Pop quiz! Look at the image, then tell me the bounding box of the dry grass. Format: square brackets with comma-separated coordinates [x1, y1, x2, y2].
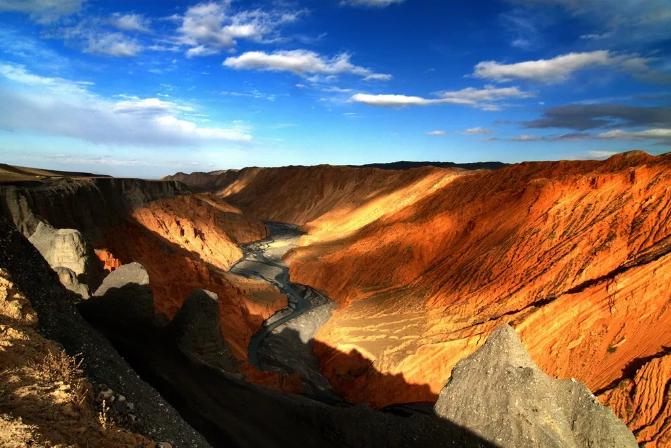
[0, 269, 154, 447]
[29, 349, 90, 407]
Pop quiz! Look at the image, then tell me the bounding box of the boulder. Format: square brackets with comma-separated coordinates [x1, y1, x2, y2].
[434, 324, 638, 448]
[54, 266, 89, 299]
[28, 221, 104, 294]
[169, 289, 239, 373]
[81, 262, 155, 326]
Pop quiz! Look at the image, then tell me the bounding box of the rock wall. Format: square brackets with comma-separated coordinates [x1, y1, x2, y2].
[0, 177, 187, 243]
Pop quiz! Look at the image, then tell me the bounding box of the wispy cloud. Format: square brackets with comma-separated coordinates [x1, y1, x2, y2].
[111, 13, 151, 33]
[426, 130, 446, 136]
[221, 89, 277, 101]
[0, 63, 252, 146]
[502, 129, 670, 144]
[84, 32, 141, 57]
[351, 86, 531, 110]
[177, 2, 303, 57]
[224, 50, 391, 81]
[524, 104, 671, 130]
[0, 0, 83, 23]
[598, 128, 671, 141]
[463, 127, 492, 135]
[474, 50, 668, 84]
[513, 0, 671, 45]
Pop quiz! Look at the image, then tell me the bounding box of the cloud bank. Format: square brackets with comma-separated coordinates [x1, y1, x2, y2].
[474, 50, 666, 83]
[0, 63, 251, 146]
[178, 2, 302, 57]
[351, 86, 531, 110]
[0, 0, 83, 23]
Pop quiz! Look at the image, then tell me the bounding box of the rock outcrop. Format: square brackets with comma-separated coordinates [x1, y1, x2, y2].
[435, 325, 638, 448]
[169, 289, 239, 373]
[0, 177, 187, 241]
[28, 221, 104, 295]
[54, 266, 90, 298]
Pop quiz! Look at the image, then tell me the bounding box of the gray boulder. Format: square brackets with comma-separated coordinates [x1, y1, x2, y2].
[82, 262, 155, 326]
[169, 289, 239, 373]
[94, 261, 149, 297]
[434, 324, 637, 448]
[28, 221, 104, 294]
[54, 266, 90, 299]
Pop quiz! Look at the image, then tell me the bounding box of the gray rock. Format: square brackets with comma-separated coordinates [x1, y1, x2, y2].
[84, 262, 155, 326]
[28, 221, 104, 294]
[54, 266, 90, 299]
[169, 289, 239, 373]
[94, 262, 149, 296]
[434, 324, 638, 448]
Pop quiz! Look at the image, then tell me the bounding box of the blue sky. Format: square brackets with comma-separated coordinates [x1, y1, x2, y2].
[0, 0, 669, 177]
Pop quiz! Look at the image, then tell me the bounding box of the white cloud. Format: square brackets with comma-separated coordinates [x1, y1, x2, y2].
[111, 13, 150, 33]
[350, 85, 530, 109]
[350, 93, 432, 106]
[0, 63, 251, 146]
[341, 0, 405, 7]
[586, 150, 618, 159]
[0, 0, 82, 23]
[220, 89, 277, 101]
[511, 134, 542, 141]
[177, 2, 302, 56]
[84, 32, 141, 57]
[474, 50, 663, 83]
[426, 130, 446, 136]
[223, 50, 391, 81]
[55, 17, 144, 57]
[463, 127, 492, 135]
[597, 128, 671, 140]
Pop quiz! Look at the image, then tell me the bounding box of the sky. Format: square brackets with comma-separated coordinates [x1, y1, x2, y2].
[0, 0, 669, 178]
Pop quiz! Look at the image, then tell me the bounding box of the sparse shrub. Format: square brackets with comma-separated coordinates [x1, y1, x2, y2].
[29, 348, 89, 406]
[32, 348, 84, 384]
[98, 398, 110, 431]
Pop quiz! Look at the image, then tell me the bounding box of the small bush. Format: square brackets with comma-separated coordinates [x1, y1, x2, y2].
[29, 348, 89, 406]
[33, 349, 84, 384]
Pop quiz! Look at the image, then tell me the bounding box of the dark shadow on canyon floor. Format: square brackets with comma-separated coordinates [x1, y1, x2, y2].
[258, 325, 439, 406]
[80, 300, 499, 448]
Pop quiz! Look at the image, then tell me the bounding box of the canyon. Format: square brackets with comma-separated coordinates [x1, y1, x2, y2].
[0, 153, 669, 447]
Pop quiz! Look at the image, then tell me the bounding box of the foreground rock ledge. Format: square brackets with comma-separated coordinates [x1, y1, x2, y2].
[434, 324, 637, 448]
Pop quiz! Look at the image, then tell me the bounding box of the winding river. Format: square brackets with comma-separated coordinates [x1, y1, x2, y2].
[229, 222, 319, 368]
